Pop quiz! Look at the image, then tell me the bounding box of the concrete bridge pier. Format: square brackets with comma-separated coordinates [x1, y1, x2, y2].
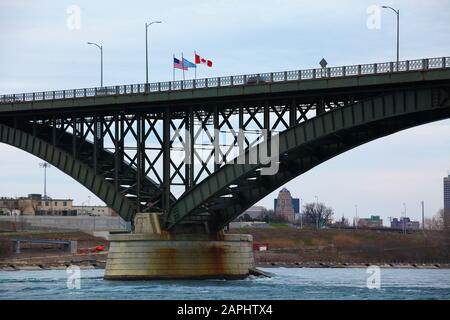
[104, 213, 255, 280]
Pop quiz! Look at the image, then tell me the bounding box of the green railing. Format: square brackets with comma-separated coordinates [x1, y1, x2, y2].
[1, 56, 449, 105]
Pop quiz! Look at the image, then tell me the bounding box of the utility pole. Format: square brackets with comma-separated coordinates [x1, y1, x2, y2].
[355, 204, 358, 229]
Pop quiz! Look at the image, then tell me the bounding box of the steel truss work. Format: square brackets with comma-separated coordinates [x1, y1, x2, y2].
[1, 64, 450, 232]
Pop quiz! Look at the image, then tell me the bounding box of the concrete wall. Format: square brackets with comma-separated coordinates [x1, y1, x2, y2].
[229, 221, 269, 229]
[105, 233, 255, 280]
[0, 216, 130, 232]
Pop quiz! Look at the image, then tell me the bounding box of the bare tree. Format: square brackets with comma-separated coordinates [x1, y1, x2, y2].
[333, 216, 350, 228]
[303, 202, 334, 229]
[238, 213, 253, 222]
[425, 209, 446, 230]
[261, 209, 277, 223]
[444, 208, 450, 231]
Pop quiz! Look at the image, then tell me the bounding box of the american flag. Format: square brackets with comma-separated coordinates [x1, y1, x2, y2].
[174, 57, 188, 70]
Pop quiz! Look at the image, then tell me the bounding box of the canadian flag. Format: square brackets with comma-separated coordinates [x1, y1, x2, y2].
[195, 53, 213, 67]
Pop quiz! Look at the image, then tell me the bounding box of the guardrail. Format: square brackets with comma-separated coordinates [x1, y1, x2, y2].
[12, 238, 77, 254]
[1, 56, 449, 105]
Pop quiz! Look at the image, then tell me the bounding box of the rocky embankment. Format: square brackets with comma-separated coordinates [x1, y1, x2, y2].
[231, 227, 450, 267]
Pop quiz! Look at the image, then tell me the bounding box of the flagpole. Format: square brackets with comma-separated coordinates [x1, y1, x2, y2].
[173, 53, 175, 82]
[181, 52, 185, 81]
[194, 51, 197, 80]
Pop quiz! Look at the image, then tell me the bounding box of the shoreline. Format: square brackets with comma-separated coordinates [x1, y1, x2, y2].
[1, 261, 450, 271]
[257, 262, 450, 269]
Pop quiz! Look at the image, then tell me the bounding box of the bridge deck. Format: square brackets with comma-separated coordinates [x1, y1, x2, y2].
[1, 57, 449, 114]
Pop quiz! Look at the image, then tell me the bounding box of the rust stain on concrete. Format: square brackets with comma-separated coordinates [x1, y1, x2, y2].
[155, 247, 178, 275]
[208, 245, 225, 275]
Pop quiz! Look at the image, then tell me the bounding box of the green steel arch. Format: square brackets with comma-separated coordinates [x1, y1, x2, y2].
[0, 122, 137, 221]
[165, 84, 450, 231]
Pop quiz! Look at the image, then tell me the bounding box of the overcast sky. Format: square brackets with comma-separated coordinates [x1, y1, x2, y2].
[1, 0, 450, 225]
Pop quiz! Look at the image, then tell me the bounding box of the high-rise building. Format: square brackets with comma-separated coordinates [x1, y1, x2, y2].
[444, 174, 450, 210]
[444, 174, 450, 228]
[274, 188, 295, 223]
[274, 198, 300, 215]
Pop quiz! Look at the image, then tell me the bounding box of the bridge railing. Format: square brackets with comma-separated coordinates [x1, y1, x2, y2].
[1, 56, 449, 105]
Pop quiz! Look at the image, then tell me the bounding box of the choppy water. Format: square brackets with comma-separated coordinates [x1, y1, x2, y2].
[0, 268, 449, 300]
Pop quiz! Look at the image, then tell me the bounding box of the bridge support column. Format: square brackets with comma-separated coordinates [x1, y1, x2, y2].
[104, 213, 255, 280]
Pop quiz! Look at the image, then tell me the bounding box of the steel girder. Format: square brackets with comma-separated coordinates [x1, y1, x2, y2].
[0, 113, 179, 220]
[166, 84, 450, 231]
[25, 120, 167, 210]
[1, 78, 449, 231]
[0, 122, 136, 221]
[0, 92, 377, 226]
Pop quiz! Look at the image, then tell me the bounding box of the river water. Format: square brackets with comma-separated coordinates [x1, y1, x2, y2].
[0, 267, 449, 300]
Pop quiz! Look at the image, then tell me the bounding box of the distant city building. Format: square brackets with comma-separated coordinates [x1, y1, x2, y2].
[274, 196, 299, 216]
[444, 174, 450, 229]
[445, 174, 450, 210]
[0, 194, 76, 216]
[274, 188, 295, 223]
[72, 206, 116, 216]
[390, 217, 420, 231]
[234, 206, 266, 221]
[292, 198, 300, 215]
[357, 215, 383, 229]
[0, 194, 115, 217]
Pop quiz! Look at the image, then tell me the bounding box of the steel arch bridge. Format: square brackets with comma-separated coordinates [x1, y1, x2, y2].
[1, 57, 450, 233]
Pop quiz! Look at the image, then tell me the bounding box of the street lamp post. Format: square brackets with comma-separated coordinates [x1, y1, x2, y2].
[382, 6, 400, 71]
[87, 42, 103, 87]
[145, 21, 162, 84]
